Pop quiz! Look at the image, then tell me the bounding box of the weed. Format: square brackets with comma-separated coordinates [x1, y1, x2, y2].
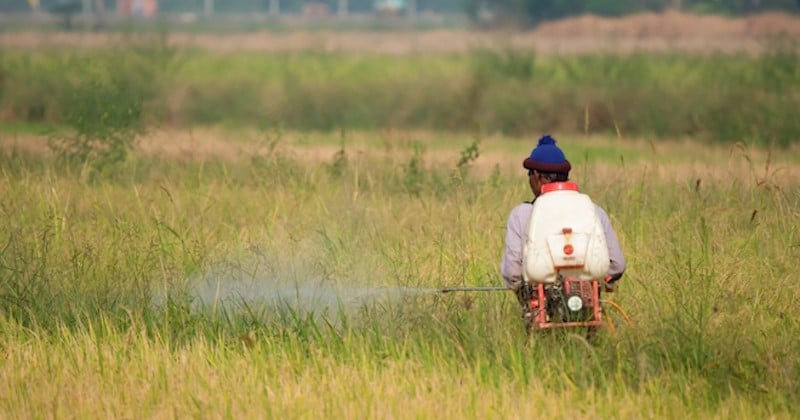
[328, 135, 348, 178]
[48, 78, 144, 173]
[456, 135, 481, 178]
[402, 141, 426, 196]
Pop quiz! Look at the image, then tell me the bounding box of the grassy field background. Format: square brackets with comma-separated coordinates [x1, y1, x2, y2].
[0, 16, 799, 417]
[1, 35, 798, 146]
[1, 127, 799, 417]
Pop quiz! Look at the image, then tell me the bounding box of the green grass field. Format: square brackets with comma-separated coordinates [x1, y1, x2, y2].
[1, 126, 798, 417]
[1, 24, 799, 417]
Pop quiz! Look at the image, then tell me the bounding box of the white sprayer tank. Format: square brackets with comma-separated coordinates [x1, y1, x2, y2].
[523, 182, 610, 284]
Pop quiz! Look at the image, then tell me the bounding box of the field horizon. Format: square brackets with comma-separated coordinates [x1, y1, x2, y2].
[3, 127, 800, 181]
[3, 11, 800, 56]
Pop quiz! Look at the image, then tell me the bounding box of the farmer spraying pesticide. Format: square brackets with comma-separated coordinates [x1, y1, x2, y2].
[500, 135, 626, 334]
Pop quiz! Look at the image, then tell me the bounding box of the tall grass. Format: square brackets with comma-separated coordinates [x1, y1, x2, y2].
[1, 42, 798, 145]
[0, 132, 798, 417]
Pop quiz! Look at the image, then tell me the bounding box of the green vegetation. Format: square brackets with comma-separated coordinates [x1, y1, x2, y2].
[0, 26, 798, 416]
[0, 129, 798, 416]
[0, 45, 800, 145]
[1, 42, 798, 146]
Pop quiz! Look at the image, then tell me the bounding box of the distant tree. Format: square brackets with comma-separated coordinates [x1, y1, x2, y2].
[417, 0, 462, 12]
[48, 0, 82, 29]
[463, 0, 797, 26]
[0, 0, 35, 12]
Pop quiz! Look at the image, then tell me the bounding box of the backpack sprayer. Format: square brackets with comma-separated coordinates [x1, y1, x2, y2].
[440, 182, 631, 336]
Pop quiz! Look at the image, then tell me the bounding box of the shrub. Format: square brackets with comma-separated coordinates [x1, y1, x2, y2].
[49, 77, 144, 172]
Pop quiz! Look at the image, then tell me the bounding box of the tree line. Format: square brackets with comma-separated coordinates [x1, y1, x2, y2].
[465, 0, 800, 24]
[2, 0, 798, 15]
[0, 0, 461, 14]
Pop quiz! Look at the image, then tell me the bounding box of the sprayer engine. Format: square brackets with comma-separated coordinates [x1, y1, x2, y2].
[543, 275, 596, 324]
[520, 273, 603, 335]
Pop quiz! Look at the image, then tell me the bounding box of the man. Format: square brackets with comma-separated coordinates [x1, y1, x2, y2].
[500, 135, 626, 312]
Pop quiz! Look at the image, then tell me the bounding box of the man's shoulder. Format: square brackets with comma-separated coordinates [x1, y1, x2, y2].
[592, 202, 610, 218]
[508, 201, 534, 219]
[511, 201, 534, 211]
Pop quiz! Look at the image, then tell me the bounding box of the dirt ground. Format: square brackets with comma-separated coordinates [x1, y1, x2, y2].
[2, 11, 799, 55]
[3, 128, 798, 187]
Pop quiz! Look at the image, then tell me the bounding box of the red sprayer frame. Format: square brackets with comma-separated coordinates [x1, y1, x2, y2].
[529, 279, 603, 330]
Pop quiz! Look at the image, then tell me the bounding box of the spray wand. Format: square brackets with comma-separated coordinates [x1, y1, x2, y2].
[439, 286, 510, 293]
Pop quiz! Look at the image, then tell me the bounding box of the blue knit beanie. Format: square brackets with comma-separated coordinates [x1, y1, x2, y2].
[523, 135, 571, 174]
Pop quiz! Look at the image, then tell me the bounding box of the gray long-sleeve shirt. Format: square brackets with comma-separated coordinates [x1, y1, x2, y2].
[500, 201, 626, 290]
